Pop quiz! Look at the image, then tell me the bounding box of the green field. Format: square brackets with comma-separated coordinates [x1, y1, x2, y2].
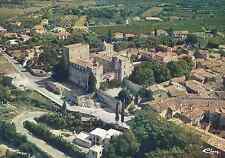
[92, 16, 225, 34]
[0, 7, 24, 21]
[19, 0, 95, 8]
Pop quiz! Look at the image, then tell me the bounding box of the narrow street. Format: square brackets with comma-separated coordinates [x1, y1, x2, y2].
[12, 112, 71, 158]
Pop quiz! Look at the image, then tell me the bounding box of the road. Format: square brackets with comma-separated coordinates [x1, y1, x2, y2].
[12, 112, 71, 158]
[68, 106, 132, 128]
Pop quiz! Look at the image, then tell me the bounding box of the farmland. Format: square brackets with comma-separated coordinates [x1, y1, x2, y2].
[1, 0, 225, 34]
[142, 7, 163, 17]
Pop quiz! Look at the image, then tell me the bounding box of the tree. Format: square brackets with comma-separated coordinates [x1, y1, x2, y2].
[121, 104, 125, 123]
[107, 29, 113, 43]
[118, 90, 132, 106]
[153, 64, 171, 83]
[52, 60, 68, 82]
[103, 131, 139, 158]
[0, 121, 49, 158]
[166, 27, 174, 37]
[88, 73, 97, 93]
[130, 62, 155, 86]
[85, 32, 104, 51]
[134, 36, 146, 48]
[167, 59, 193, 78]
[61, 100, 67, 115]
[138, 88, 152, 101]
[103, 107, 205, 158]
[115, 102, 120, 122]
[185, 34, 198, 47]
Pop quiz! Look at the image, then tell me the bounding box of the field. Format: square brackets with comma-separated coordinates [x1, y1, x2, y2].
[92, 14, 225, 34]
[74, 16, 87, 27]
[91, 20, 203, 34]
[142, 7, 163, 17]
[21, 0, 95, 8]
[0, 8, 24, 21]
[0, 55, 16, 75]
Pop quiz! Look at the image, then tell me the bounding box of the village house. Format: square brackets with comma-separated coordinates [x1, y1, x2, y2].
[74, 132, 92, 148]
[33, 24, 46, 34]
[190, 69, 216, 84]
[147, 84, 169, 100]
[113, 32, 124, 40]
[89, 128, 121, 146]
[6, 39, 19, 47]
[173, 31, 189, 41]
[166, 83, 187, 97]
[195, 50, 209, 59]
[0, 26, 7, 36]
[41, 19, 49, 26]
[219, 45, 225, 51]
[113, 32, 137, 40]
[73, 127, 121, 158]
[184, 80, 208, 96]
[52, 31, 71, 40]
[170, 76, 186, 84]
[155, 29, 168, 36]
[148, 51, 178, 63]
[74, 128, 121, 148]
[18, 34, 32, 42]
[145, 16, 163, 21]
[87, 145, 103, 158]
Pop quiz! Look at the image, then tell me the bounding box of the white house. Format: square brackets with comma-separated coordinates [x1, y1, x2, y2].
[74, 132, 92, 148]
[90, 128, 121, 146]
[87, 145, 103, 158]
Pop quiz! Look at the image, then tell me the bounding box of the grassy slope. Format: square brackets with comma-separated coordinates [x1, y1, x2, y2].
[0, 55, 16, 74]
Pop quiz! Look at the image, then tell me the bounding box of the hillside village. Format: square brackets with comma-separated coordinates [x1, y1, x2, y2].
[0, 0, 225, 158]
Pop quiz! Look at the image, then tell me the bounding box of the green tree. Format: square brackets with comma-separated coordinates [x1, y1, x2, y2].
[118, 90, 132, 106]
[107, 29, 113, 42]
[130, 62, 155, 86]
[185, 34, 198, 47]
[52, 59, 68, 82]
[115, 102, 120, 122]
[61, 100, 67, 115]
[88, 73, 97, 93]
[121, 104, 125, 123]
[104, 107, 205, 158]
[167, 59, 193, 78]
[137, 88, 152, 101]
[103, 131, 139, 158]
[153, 64, 171, 83]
